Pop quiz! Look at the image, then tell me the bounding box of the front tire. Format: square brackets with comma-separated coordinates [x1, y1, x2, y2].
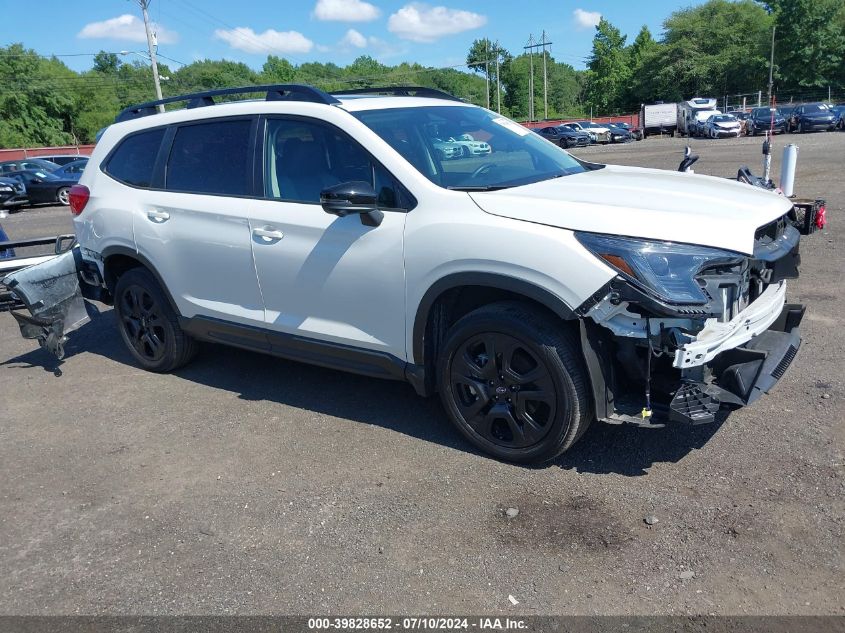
[437, 302, 592, 464]
[114, 267, 197, 373]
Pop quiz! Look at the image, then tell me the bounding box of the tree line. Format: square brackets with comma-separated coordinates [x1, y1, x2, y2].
[1, 0, 843, 148]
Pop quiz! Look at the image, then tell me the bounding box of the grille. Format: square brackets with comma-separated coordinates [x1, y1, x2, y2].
[772, 344, 798, 379]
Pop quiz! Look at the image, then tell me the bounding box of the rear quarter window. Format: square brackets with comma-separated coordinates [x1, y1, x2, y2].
[165, 119, 252, 196]
[104, 128, 166, 188]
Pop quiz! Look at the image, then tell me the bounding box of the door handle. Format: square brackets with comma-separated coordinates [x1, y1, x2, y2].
[147, 209, 170, 223]
[253, 227, 285, 242]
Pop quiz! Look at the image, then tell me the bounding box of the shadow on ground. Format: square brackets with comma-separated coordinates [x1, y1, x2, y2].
[3, 310, 726, 476]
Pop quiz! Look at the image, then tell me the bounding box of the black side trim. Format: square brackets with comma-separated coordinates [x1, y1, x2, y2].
[412, 272, 576, 364]
[180, 315, 410, 382]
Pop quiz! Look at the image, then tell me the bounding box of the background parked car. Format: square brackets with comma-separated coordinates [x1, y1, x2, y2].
[50, 158, 88, 181]
[34, 154, 88, 166]
[0, 158, 60, 175]
[733, 111, 751, 135]
[748, 107, 788, 135]
[445, 133, 491, 157]
[608, 121, 642, 140]
[0, 176, 27, 211]
[606, 123, 633, 143]
[431, 138, 462, 160]
[564, 121, 611, 144]
[536, 125, 591, 148]
[6, 169, 78, 206]
[831, 105, 845, 130]
[787, 103, 836, 133]
[703, 114, 742, 138]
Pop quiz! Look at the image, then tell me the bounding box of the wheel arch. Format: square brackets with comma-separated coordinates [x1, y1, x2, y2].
[412, 272, 578, 384]
[101, 245, 180, 314]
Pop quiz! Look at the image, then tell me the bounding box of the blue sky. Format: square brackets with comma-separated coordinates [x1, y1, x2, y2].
[5, 0, 707, 73]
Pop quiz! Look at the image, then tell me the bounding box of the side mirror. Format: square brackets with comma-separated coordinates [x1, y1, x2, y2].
[320, 181, 383, 227]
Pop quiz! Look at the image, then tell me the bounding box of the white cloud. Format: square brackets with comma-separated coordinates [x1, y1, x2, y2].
[387, 3, 486, 43]
[77, 14, 178, 44]
[340, 29, 368, 48]
[573, 8, 601, 31]
[214, 27, 314, 54]
[313, 0, 381, 22]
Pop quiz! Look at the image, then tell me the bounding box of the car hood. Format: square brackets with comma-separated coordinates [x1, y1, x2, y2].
[801, 112, 835, 120]
[468, 164, 794, 255]
[715, 121, 740, 128]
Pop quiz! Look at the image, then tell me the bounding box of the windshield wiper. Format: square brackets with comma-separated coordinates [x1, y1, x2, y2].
[446, 185, 510, 192]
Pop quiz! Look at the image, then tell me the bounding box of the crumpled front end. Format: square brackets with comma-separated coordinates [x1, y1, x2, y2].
[578, 215, 805, 426]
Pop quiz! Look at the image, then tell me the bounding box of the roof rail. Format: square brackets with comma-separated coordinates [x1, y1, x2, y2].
[331, 86, 464, 102]
[115, 84, 340, 123]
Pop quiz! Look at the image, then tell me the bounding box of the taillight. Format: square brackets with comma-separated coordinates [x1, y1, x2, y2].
[816, 205, 827, 229]
[69, 184, 90, 216]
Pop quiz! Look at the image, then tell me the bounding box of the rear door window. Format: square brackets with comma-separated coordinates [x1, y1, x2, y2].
[166, 119, 253, 196]
[104, 128, 165, 188]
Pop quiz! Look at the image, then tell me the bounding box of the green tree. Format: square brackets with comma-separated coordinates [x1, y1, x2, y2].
[92, 51, 121, 75]
[648, 0, 773, 100]
[758, 0, 845, 91]
[0, 44, 76, 147]
[261, 55, 296, 83]
[584, 18, 631, 114]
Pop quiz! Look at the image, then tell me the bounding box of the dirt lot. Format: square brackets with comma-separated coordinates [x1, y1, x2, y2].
[0, 132, 843, 616]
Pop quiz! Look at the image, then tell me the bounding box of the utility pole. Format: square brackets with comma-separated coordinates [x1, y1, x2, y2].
[541, 31, 550, 120]
[138, 0, 165, 112]
[494, 40, 501, 114]
[767, 25, 776, 106]
[525, 34, 535, 121]
[524, 33, 553, 121]
[484, 40, 490, 110]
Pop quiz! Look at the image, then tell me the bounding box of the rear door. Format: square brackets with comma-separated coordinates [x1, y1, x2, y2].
[132, 116, 265, 325]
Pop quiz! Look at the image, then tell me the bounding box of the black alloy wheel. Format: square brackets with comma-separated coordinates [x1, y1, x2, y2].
[119, 284, 168, 363]
[113, 267, 197, 372]
[449, 332, 556, 449]
[437, 301, 592, 464]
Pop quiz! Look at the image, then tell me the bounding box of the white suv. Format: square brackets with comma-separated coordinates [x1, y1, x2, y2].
[6, 85, 806, 464]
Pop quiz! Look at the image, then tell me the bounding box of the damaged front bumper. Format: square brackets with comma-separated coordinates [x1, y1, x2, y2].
[579, 217, 808, 427]
[1, 245, 93, 359]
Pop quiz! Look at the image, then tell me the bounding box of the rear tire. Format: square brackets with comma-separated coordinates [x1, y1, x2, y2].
[114, 267, 197, 373]
[436, 301, 593, 464]
[56, 187, 70, 206]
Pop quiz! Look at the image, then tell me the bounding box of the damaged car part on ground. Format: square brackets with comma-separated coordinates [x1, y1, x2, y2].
[0, 84, 829, 464]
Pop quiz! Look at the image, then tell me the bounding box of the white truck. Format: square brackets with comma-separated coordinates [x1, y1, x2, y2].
[639, 102, 678, 138]
[678, 97, 720, 137]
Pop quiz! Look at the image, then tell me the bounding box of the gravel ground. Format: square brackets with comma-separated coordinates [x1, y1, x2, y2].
[0, 131, 843, 616]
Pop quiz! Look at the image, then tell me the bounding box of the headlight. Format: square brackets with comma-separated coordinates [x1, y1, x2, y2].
[0, 186, 12, 192]
[575, 233, 743, 305]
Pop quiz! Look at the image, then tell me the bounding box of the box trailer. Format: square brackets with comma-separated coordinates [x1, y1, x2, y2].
[639, 102, 678, 138]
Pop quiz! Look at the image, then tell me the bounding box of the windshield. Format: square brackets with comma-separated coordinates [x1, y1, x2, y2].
[353, 105, 589, 191]
[712, 115, 735, 122]
[803, 104, 829, 113]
